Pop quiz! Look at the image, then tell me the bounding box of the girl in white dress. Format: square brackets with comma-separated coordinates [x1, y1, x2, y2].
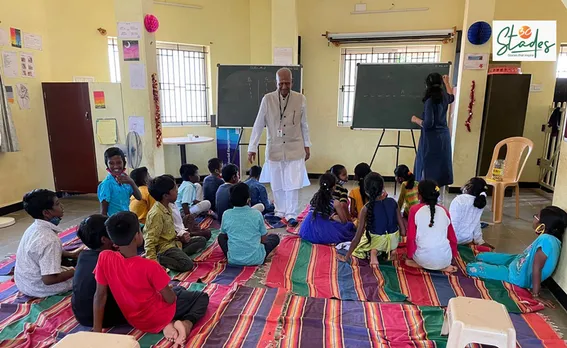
[405, 180, 458, 272]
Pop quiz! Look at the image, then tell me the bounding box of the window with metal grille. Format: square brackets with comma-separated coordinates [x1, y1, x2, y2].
[557, 44, 567, 78]
[107, 38, 210, 125]
[338, 45, 441, 126]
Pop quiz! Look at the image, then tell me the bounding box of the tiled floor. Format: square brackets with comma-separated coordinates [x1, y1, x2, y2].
[1, 182, 566, 334]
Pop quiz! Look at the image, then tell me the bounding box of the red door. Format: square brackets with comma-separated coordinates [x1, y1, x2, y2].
[42, 83, 98, 193]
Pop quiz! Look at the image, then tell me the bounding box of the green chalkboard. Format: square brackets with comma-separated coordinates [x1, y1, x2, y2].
[351, 63, 451, 130]
[217, 65, 302, 128]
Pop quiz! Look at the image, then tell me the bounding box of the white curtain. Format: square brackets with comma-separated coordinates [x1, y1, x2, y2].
[0, 73, 19, 152]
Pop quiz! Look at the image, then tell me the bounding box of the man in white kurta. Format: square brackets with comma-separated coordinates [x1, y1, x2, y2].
[248, 68, 311, 225]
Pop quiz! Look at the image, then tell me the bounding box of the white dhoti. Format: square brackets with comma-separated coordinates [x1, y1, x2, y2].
[260, 158, 310, 220]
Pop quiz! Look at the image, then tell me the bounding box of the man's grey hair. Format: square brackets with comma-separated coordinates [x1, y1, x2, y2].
[276, 68, 292, 80]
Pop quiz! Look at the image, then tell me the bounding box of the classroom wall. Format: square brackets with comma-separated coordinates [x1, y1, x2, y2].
[297, 0, 464, 175]
[153, 0, 252, 176]
[0, 0, 55, 208]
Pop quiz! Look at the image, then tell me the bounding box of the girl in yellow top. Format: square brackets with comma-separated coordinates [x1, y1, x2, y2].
[394, 165, 419, 218]
[129, 167, 156, 225]
[349, 163, 372, 218]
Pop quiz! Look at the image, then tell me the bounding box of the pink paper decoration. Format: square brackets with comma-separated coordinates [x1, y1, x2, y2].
[144, 14, 159, 33]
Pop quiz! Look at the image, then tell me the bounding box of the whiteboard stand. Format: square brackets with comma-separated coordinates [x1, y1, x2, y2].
[369, 129, 418, 195]
[231, 126, 265, 166]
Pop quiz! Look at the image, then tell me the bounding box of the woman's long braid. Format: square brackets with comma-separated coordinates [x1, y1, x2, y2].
[310, 173, 336, 218]
[418, 180, 440, 228]
[363, 173, 385, 245]
[354, 163, 372, 205]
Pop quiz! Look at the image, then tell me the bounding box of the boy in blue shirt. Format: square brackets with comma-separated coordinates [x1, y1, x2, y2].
[244, 166, 275, 214]
[203, 158, 224, 212]
[98, 147, 142, 216]
[218, 183, 280, 266]
[176, 164, 211, 217]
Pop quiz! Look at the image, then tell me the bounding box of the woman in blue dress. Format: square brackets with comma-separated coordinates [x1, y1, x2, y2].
[411, 73, 455, 188]
[299, 173, 355, 245]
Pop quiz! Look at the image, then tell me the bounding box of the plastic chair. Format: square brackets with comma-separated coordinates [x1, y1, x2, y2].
[53, 332, 140, 348]
[441, 297, 516, 348]
[482, 137, 533, 224]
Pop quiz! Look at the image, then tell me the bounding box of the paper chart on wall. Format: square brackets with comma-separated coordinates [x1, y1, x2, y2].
[128, 116, 145, 136]
[20, 53, 35, 78]
[23, 33, 42, 50]
[96, 119, 118, 145]
[2, 51, 18, 78]
[117, 22, 142, 39]
[0, 28, 8, 47]
[5, 86, 14, 103]
[129, 63, 146, 90]
[15, 83, 30, 110]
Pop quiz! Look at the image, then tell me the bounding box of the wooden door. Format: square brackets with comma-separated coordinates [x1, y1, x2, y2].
[42, 83, 98, 193]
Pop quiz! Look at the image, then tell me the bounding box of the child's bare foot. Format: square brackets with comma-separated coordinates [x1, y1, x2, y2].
[370, 250, 379, 266]
[163, 322, 178, 343]
[441, 265, 458, 273]
[173, 320, 193, 347]
[405, 259, 421, 268]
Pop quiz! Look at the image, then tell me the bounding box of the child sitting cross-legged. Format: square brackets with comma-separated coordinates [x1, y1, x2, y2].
[218, 183, 280, 265]
[244, 166, 275, 214]
[405, 180, 458, 273]
[176, 164, 211, 217]
[15, 189, 82, 298]
[299, 173, 356, 245]
[145, 175, 207, 272]
[338, 173, 406, 265]
[93, 211, 210, 347]
[467, 206, 567, 301]
[72, 214, 126, 328]
[217, 164, 264, 222]
[348, 163, 372, 219]
[203, 158, 224, 212]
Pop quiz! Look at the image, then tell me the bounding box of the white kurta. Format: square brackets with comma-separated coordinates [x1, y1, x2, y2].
[248, 90, 311, 191]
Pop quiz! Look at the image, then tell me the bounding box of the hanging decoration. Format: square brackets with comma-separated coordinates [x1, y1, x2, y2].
[144, 14, 160, 33]
[467, 21, 492, 45]
[465, 80, 476, 132]
[152, 73, 163, 147]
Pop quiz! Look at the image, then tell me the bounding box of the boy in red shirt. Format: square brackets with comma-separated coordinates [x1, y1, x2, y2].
[93, 211, 209, 347]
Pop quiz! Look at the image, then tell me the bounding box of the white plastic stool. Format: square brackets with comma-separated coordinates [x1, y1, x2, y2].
[53, 332, 140, 348]
[441, 297, 516, 348]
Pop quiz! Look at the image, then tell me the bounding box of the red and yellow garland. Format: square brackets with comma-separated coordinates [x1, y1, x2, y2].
[465, 80, 475, 132]
[152, 73, 163, 147]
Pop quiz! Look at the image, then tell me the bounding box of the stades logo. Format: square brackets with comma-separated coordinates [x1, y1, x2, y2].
[493, 20, 557, 61]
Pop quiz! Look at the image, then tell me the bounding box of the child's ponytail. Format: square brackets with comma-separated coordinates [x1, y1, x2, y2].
[463, 177, 488, 209]
[310, 173, 336, 218]
[418, 180, 440, 227]
[363, 173, 384, 245]
[394, 164, 415, 190]
[354, 163, 372, 205]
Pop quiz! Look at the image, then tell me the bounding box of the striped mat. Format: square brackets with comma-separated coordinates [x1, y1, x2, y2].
[0, 282, 234, 348]
[265, 236, 543, 313]
[279, 294, 566, 348]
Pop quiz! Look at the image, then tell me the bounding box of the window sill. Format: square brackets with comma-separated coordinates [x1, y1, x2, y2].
[163, 122, 210, 128]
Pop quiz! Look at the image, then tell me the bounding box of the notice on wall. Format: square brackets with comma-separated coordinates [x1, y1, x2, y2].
[273, 47, 293, 65]
[464, 53, 488, 70]
[129, 63, 147, 90]
[123, 40, 140, 61]
[5, 86, 14, 104]
[0, 28, 8, 47]
[73, 76, 95, 83]
[20, 53, 35, 78]
[117, 22, 142, 39]
[23, 33, 42, 51]
[94, 91, 106, 109]
[15, 83, 30, 110]
[128, 116, 145, 136]
[10, 28, 21, 48]
[96, 119, 118, 144]
[2, 51, 18, 78]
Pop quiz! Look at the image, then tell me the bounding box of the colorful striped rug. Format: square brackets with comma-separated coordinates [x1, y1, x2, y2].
[279, 294, 566, 348]
[265, 236, 543, 313]
[0, 282, 233, 348]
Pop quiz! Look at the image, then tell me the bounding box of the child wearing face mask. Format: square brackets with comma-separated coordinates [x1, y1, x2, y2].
[15, 189, 83, 298]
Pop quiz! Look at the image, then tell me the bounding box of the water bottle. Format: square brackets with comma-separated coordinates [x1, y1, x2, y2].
[492, 159, 505, 181]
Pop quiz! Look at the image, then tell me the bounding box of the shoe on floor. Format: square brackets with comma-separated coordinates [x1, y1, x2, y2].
[287, 218, 299, 227]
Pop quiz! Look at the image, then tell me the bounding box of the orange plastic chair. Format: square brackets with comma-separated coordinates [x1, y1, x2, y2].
[482, 137, 534, 224]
